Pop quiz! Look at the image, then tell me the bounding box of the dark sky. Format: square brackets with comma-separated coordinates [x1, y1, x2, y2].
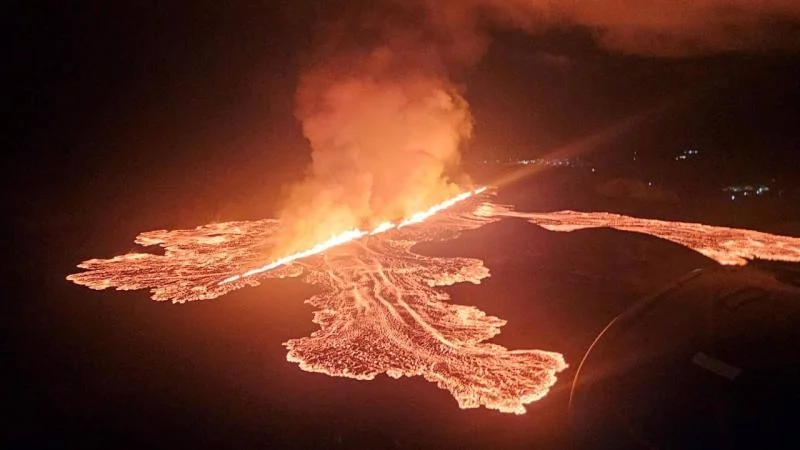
[9, 2, 312, 226]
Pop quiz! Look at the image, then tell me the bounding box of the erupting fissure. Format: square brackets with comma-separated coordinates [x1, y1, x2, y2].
[220, 187, 487, 285]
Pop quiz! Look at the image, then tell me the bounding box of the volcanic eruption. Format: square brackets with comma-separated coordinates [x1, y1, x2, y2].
[66, 1, 800, 414]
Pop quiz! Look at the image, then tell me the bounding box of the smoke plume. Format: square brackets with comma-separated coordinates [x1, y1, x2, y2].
[274, 0, 800, 256]
[273, 2, 480, 255]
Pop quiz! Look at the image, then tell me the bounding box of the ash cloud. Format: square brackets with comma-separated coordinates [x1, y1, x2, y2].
[274, 0, 800, 256]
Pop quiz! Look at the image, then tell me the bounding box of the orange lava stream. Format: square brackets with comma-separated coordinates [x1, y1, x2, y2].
[499, 209, 800, 266]
[220, 187, 487, 284]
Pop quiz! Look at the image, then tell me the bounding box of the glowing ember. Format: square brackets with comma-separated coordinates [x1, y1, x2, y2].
[499, 209, 800, 266]
[67, 189, 567, 413]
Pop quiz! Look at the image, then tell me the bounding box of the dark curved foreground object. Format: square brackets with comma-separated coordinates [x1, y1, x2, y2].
[570, 264, 800, 449]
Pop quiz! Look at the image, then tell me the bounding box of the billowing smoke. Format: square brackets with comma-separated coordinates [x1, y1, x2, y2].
[274, 0, 800, 256]
[273, 2, 480, 256]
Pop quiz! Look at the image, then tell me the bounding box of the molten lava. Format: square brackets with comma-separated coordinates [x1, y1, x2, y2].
[66, 193, 800, 414]
[498, 209, 800, 266]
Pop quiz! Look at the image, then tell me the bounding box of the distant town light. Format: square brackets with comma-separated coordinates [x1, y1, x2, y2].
[674, 148, 700, 161]
[723, 183, 771, 199]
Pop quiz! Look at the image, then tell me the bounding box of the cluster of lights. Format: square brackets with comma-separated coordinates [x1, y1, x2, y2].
[481, 157, 591, 169]
[511, 158, 572, 167]
[724, 184, 770, 201]
[674, 148, 700, 161]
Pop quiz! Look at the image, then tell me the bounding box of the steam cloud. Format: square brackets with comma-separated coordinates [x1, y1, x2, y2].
[275, 0, 800, 255]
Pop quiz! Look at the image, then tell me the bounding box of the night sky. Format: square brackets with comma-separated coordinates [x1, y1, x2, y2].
[5, 1, 800, 448]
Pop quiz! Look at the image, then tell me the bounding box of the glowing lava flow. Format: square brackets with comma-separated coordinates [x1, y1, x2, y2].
[67, 188, 567, 413]
[65, 192, 800, 414]
[498, 209, 800, 266]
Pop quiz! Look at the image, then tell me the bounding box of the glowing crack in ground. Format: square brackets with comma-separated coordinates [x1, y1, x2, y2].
[67, 197, 800, 414]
